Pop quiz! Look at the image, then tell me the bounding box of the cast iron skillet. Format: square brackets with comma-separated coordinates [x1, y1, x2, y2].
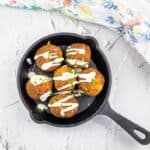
[17, 33, 150, 145]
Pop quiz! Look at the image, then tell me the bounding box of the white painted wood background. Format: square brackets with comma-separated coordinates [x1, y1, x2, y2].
[0, 1, 150, 149]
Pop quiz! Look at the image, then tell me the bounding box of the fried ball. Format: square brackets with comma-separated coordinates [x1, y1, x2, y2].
[25, 75, 52, 101]
[65, 43, 91, 68]
[34, 43, 64, 72]
[54, 65, 77, 92]
[78, 68, 105, 96]
[48, 94, 79, 118]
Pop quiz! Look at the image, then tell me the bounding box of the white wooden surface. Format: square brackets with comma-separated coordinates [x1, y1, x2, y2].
[0, 4, 150, 150]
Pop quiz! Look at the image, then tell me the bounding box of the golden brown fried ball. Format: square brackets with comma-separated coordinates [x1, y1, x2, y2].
[48, 94, 79, 118]
[78, 68, 105, 96]
[65, 43, 91, 68]
[34, 43, 63, 72]
[54, 65, 77, 92]
[25, 75, 52, 101]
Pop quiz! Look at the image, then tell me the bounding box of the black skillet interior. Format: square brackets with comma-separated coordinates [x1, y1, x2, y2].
[17, 33, 150, 145]
[17, 33, 110, 126]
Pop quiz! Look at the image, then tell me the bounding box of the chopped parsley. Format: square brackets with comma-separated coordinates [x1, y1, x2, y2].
[69, 69, 76, 75]
[81, 58, 85, 61]
[47, 41, 51, 45]
[37, 104, 48, 111]
[78, 91, 84, 96]
[91, 79, 96, 85]
[39, 77, 42, 81]
[83, 86, 88, 91]
[34, 81, 37, 84]
[43, 78, 50, 82]
[65, 58, 68, 62]
[68, 81, 74, 85]
[48, 52, 51, 58]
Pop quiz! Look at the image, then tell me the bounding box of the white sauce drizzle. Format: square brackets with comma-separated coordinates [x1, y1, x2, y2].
[78, 72, 96, 83]
[57, 72, 96, 91]
[30, 75, 51, 86]
[26, 58, 32, 65]
[52, 90, 84, 97]
[75, 68, 82, 73]
[72, 89, 84, 97]
[40, 91, 52, 102]
[34, 51, 58, 60]
[28, 72, 36, 79]
[61, 103, 78, 116]
[48, 95, 73, 107]
[41, 57, 64, 70]
[54, 91, 72, 95]
[37, 104, 48, 111]
[49, 55, 58, 59]
[53, 72, 77, 81]
[57, 81, 79, 91]
[48, 95, 78, 117]
[66, 48, 85, 55]
[66, 59, 88, 68]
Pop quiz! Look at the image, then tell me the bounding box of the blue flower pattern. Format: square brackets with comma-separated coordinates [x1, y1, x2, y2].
[0, 0, 150, 62]
[102, 1, 149, 45]
[130, 34, 137, 45]
[143, 33, 150, 41]
[105, 16, 115, 24]
[102, 0, 118, 10]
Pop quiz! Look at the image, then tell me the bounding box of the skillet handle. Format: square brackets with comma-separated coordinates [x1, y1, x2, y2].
[100, 103, 150, 145]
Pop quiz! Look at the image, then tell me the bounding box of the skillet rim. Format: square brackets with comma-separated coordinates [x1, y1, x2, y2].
[17, 32, 112, 127]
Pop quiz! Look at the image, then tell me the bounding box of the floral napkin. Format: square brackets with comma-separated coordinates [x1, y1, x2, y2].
[1, 0, 150, 63]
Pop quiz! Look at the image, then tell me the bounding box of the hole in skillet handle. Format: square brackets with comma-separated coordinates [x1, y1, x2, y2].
[100, 103, 150, 145]
[79, 35, 150, 144]
[134, 129, 146, 140]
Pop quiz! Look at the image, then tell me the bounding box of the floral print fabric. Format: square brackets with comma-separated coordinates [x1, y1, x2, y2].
[0, 0, 150, 63]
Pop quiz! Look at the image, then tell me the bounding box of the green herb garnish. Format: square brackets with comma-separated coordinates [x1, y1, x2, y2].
[43, 78, 50, 82]
[78, 91, 83, 96]
[65, 58, 68, 62]
[34, 81, 37, 84]
[68, 81, 73, 85]
[37, 104, 48, 112]
[69, 69, 76, 75]
[47, 41, 51, 45]
[91, 79, 95, 85]
[83, 86, 88, 91]
[48, 52, 51, 58]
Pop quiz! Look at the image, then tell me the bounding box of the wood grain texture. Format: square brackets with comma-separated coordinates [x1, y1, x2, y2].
[0, 4, 150, 150]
